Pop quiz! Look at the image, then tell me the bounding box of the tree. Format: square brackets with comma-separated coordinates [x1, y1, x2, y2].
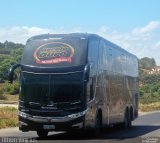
[139, 57, 156, 69]
[0, 41, 24, 80]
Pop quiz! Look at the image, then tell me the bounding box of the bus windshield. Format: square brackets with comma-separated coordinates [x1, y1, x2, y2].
[20, 72, 83, 105]
[21, 38, 88, 68]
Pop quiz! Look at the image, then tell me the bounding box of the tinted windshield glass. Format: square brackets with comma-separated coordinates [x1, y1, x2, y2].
[50, 73, 83, 103]
[21, 38, 87, 67]
[20, 72, 83, 104]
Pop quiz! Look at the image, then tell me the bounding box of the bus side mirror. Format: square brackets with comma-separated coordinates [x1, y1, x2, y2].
[84, 64, 90, 82]
[8, 64, 21, 84]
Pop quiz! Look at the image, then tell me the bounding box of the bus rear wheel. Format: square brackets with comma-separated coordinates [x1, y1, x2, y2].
[123, 110, 131, 128]
[37, 130, 48, 138]
[94, 114, 101, 136]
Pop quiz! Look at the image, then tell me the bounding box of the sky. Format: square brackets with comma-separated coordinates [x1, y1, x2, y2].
[0, 0, 160, 65]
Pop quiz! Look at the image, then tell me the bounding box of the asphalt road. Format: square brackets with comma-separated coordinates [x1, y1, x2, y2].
[0, 111, 160, 143]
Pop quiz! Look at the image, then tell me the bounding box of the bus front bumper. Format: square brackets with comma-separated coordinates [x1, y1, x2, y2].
[18, 110, 87, 131]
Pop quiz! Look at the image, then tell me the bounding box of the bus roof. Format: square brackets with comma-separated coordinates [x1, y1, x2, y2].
[27, 33, 90, 41]
[27, 33, 138, 60]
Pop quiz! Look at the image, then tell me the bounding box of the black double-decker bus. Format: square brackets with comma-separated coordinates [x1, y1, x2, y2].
[8, 33, 139, 137]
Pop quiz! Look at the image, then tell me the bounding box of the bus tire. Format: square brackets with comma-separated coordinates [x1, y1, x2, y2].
[37, 130, 48, 138]
[123, 109, 131, 129]
[94, 113, 101, 136]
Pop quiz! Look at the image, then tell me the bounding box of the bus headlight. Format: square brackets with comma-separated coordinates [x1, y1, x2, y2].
[19, 111, 30, 119]
[68, 109, 87, 119]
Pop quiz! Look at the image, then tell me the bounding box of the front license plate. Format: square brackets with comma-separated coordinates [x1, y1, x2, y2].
[43, 125, 55, 130]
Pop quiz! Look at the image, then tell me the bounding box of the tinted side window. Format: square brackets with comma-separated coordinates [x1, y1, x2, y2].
[99, 40, 107, 70]
[88, 38, 99, 76]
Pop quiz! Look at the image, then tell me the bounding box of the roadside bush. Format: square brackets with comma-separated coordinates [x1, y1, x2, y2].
[139, 92, 160, 104]
[139, 80, 160, 105]
[139, 90, 144, 96]
[0, 88, 6, 100]
[0, 81, 19, 101]
[141, 74, 160, 84]
[4, 81, 19, 95]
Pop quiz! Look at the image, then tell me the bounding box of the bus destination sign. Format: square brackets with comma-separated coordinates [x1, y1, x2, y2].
[33, 42, 74, 64]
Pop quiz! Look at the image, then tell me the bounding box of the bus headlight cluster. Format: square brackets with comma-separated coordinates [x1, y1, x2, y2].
[68, 109, 87, 119]
[19, 111, 30, 119]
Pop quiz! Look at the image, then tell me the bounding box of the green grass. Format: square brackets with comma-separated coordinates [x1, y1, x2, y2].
[139, 92, 160, 112]
[0, 107, 18, 129]
[139, 102, 160, 112]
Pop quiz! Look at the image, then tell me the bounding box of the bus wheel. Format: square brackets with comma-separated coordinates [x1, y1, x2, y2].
[94, 114, 101, 136]
[123, 110, 131, 128]
[37, 130, 48, 138]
